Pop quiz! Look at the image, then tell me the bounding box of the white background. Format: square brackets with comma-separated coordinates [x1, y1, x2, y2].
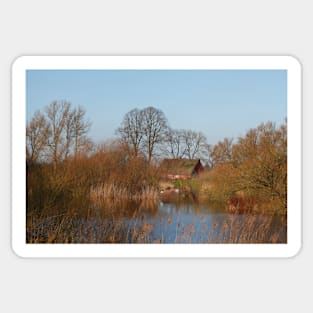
[0, 1, 310, 312]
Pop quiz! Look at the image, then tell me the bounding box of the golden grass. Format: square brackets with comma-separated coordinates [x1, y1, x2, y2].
[89, 183, 159, 207]
[26, 208, 286, 244]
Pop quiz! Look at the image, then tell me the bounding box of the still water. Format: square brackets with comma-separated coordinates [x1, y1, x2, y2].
[89, 200, 287, 244]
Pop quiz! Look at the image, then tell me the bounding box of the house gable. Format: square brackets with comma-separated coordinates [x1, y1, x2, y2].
[160, 158, 204, 180]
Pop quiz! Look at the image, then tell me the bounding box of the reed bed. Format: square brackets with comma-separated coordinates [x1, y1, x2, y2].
[207, 214, 286, 243]
[89, 183, 159, 206]
[27, 208, 286, 244]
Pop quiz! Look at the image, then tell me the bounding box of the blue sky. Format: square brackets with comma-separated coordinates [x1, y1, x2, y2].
[26, 70, 287, 145]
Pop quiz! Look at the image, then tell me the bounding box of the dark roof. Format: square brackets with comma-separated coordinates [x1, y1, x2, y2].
[160, 159, 202, 176]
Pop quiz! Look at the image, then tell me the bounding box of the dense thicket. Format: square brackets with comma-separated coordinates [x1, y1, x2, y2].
[27, 142, 160, 213]
[200, 120, 287, 213]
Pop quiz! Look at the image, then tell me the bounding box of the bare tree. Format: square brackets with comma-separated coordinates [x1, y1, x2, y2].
[162, 128, 186, 158]
[45, 101, 71, 167]
[210, 137, 233, 167]
[64, 107, 75, 159]
[202, 143, 214, 168]
[42, 101, 92, 167]
[182, 129, 207, 160]
[141, 106, 169, 162]
[116, 108, 144, 157]
[26, 111, 50, 163]
[71, 106, 92, 156]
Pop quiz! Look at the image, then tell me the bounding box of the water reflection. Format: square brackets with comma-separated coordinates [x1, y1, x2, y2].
[27, 199, 287, 243]
[94, 200, 287, 244]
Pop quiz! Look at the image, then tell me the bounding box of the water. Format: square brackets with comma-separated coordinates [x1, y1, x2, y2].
[27, 200, 287, 243]
[140, 202, 225, 243]
[93, 200, 287, 244]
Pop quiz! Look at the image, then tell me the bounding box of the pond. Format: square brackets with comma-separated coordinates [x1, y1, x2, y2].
[109, 201, 286, 243]
[27, 200, 287, 244]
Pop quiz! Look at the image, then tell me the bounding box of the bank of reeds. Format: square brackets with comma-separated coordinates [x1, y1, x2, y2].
[205, 214, 287, 243]
[89, 183, 159, 205]
[27, 208, 286, 244]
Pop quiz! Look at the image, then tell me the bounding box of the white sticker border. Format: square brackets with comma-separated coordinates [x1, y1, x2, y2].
[12, 56, 301, 258]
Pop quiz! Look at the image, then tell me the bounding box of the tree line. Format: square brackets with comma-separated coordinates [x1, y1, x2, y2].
[116, 106, 209, 162]
[26, 101, 92, 168]
[26, 100, 287, 214]
[27, 102, 211, 166]
[27, 101, 287, 174]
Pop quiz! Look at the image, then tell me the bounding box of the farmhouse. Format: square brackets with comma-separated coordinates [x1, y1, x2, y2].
[160, 159, 204, 180]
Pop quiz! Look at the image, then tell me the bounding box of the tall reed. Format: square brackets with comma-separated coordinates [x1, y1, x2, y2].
[89, 183, 159, 207]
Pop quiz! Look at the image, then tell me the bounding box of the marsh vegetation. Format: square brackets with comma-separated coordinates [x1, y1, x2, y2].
[26, 102, 287, 244]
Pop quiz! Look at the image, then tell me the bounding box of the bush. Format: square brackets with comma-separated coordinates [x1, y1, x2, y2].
[27, 143, 161, 215]
[197, 121, 287, 214]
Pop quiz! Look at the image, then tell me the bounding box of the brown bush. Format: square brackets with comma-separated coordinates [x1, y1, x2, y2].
[27, 142, 161, 215]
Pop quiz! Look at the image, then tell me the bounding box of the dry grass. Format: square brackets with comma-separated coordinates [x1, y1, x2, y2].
[89, 183, 159, 207]
[206, 214, 287, 243]
[27, 208, 286, 244]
